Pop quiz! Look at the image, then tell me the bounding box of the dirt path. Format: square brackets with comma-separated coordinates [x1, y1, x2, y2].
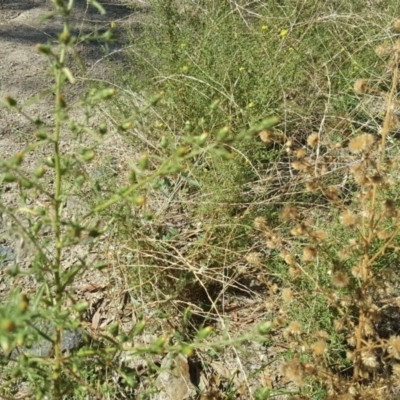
[0, 0, 141, 151]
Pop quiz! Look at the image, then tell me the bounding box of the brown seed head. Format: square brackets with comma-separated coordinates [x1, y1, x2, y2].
[259, 130, 274, 143]
[307, 133, 319, 147]
[351, 266, 362, 278]
[361, 351, 378, 369]
[383, 199, 398, 218]
[290, 223, 307, 236]
[280, 358, 304, 386]
[332, 271, 350, 288]
[325, 185, 340, 201]
[295, 148, 307, 159]
[311, 230, 328, 242]
[353, 79, 369, 95]
[311, 340, 327, 356]
[246, 252, 262, 268]
[348, 133, 375, 154]
[340, 211, 357, 228]
[375, 43, 392, 58]
[254, 217, 267, 231]
[280, 205, 299, 221]
[286, 321, 302, 335]
[302, 246, 317, 263]
[388, 336, 400, 359]
[280, 251, 295, 265]
[394, 19, 400, 32]
[282, 288, 293, 303]
[291, 160, 310, 171]
[305, 180, 319, 192]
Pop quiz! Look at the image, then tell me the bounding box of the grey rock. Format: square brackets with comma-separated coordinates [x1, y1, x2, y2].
[0, 245, 14, 268]
[10, 322, 86, 359]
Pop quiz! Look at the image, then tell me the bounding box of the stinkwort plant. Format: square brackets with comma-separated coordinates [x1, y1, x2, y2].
[0, 1, 280, 398]
[252, 30, 400, 399]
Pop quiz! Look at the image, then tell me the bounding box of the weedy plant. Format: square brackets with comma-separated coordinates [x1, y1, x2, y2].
[0, 1, 280, 398]
[251, 29, 400, 399]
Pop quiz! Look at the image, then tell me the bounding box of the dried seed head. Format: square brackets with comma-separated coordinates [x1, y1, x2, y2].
[311, 230, 328, 242]
[340, 211, 357, 228]
[282, 288, 293, 303]
[368, 174, 384, 185]
[361, 351, 378, 369]
[316, 330, 330, 340]
[353, 79, 369, 95]
[375, 43, 392, 58]
[302, 246, 317, 263]
[295, 148, 307, 159]
[305, 180, 319, 192]
[325, 185, 340, 201]
[289, 266, 301, 277]
[280, 251, 295, 265]
[348, 133, 375, 154]
[383, 199, 398, 218]
[347, 350, 355, 361]
[254, 217, 267, 231]
[291, 223, 307, 236]
[280, 205, 299, 222]
[334, 318, 345, 332]
[332, 271, 350, 288]
[394, 19, 400, 32]
[259, 130, 274, 143]
[280, 358, 304, 386]
[246, 252, 262, 268]
[291, 160, 310, 171]
[286, 321, 302, 336]
[351, 266, 362, 278]
[338, 248, 350, 261]
[363, 321, 374, 337]
[377, 230, 389, 240]
[388, 336, 400, 360]
[307, 133, 319, 147]
[311, 340, 327, 356]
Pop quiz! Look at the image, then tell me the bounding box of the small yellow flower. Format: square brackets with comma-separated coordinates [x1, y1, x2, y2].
[239, 67, 245, 72]
[262, 25, 269, 31]
[247, 102, 254, 108]
[181, 65, 188, 72]
[110, 21, 116, 29]
[280, 28, 288, 38]
[155, 122, 164, 129]
[180, 43, 187, 49]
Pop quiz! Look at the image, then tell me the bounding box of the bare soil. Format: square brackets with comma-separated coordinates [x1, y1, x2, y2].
[0, 0, 140, 144]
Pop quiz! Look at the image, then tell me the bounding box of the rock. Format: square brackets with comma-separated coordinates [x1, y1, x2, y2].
[152, 353, 196, 400]
[0, 245, 14, 268]
[10, 322, 87, 359]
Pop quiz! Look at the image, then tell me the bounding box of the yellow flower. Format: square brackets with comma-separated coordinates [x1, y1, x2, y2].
[247, 102, 254, 108]
[181, 65, 188, 72]
[280, 28, 288, 38]
[180, 43, 187, 49]
[239, 67, 245, 72]
[262, 25, 269, 31]
[110, 21, 116, 29]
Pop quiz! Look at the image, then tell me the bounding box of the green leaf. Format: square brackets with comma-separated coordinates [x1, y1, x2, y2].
[88, 0, 106, 15]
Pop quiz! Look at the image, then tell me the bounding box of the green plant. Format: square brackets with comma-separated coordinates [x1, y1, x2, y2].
[0, 2, 282, 398]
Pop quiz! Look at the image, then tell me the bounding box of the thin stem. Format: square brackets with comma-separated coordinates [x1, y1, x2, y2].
[52, 18, 70, 399]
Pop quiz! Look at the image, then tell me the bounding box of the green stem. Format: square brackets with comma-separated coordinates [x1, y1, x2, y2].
[52, 19, 69, 400]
